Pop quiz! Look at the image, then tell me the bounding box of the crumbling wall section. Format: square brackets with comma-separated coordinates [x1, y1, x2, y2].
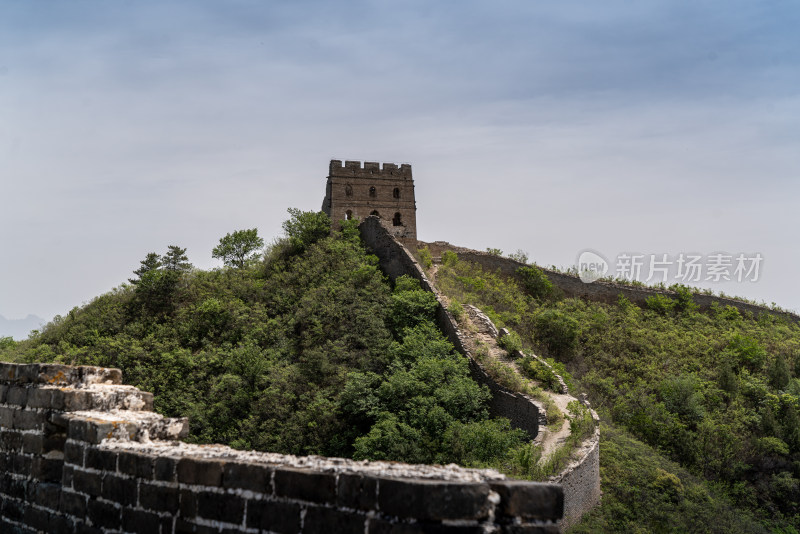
[0, 361, 564, 533]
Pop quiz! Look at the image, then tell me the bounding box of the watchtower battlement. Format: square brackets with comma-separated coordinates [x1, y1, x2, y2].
[322, 159, 417, 247]
[329, 159, 413, 179]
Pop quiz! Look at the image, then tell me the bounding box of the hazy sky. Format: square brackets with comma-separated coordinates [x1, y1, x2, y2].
[1, 0, 799, 332]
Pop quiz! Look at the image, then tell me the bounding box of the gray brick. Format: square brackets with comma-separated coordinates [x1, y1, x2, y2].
[274, 467, 336, 504]
[177, 457, 224, 486]
[378, 478, 491, 521]
[489, 481, 563, 521]
[223, 461, 271, 493]
[246, 499, 301, 533]
[338, 473, 377, 510]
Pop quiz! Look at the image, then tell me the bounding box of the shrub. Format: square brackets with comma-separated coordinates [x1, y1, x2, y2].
[517, 266, 554, 300]
[442, 250, 459, 267]
[498, 330, 523, 355]
[520, 356, 561, 391]
[533, 310, 579, 358]
[417, 246, 433, 269]
[645, 294, 675, 315]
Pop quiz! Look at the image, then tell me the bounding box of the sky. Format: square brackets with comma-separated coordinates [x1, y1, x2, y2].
[1, 0, 799, 337]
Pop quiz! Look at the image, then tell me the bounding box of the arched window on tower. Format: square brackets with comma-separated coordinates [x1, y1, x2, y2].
[369, 186, 377, 198]
[345, 184, 353, 197]
[371, 210, 380, 218]
[345, 210, 353, 220]
[393, 187, 400, 199]
[393, 212, 403, 226]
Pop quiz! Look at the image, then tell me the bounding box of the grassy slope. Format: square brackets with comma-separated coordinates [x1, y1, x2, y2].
[431, 253, 800, 532]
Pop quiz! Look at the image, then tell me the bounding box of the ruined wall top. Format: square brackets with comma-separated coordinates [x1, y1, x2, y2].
[329, 159, 412, 179]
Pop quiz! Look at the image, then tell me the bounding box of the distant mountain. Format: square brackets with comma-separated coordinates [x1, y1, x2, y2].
[0, 314, 45, 340]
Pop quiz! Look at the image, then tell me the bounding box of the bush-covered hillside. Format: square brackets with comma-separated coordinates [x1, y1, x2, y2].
[0, 211, 526, 467]
[432, 252, 800, 532]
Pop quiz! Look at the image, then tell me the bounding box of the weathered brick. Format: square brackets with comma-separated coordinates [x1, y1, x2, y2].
[338, 473, 378, 510]
[86, 447, 118, 471]
[223, 461, 271, 493]
[122, 508, 162, 533]
[246, 499, 302, 533]
[377, 478, 491, 521]
[7, 386, 29, 406]
[177, 457, 224, 486]
[0, 405, 15, 427]
[67, 418, 116, 444]
[62, 464, 75, 488]
[196, 490, 245, 524]
[303, 506, 366, 534]
[23, 505, 52, 532]
[11, 451, 32, 475]
[21, 432, 44, 454]
[12, 408, 46, 430]
[64, 441, 85, 466]
[30, 481, 62, 509]
[274, 467, 336, 504]
[489, 481, 563, 521]
[102, 473, 137, 506]
[118, 450, 153, 478]
[179, 489, 197, 518]
[0, 429, 23, 451]
[59, 489, 87, 517]
[0, 383, 9, 402]
[0, 496, 26, 521]
[500, 525, 560, 534]
[139, 482, 180, 513]
[87, 498, 121, 529]
[154, 456, 176, 481]
[26, 387, 55, 409]
[32, 455, 64, 482]
[72, 468, 102, 496]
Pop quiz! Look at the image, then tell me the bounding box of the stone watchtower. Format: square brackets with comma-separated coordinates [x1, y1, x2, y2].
[322, 159, 417, 246]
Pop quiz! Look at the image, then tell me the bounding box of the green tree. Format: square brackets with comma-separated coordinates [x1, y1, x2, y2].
[163, 245, 192, 272]
[282, 208, 330, 254]
[212, 228, 265, 269]
[129, 252, 161, 284]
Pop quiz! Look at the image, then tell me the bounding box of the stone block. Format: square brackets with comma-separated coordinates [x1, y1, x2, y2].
[7, 386, 29, 406]
[139, 482, 180, 513]
[223, 461, 271, 493]
[302, 506, 366, 534]
[118, 450, 153, 478]
[154, 456, 177, 482]
[489, 481, 563, 521]
[64, 441, 85, 467]
[245, 499, 301, 533]
[338, 473, 378, 510]
[21, 432, 44, 455]
[122, 508, 162, 533]
[196, 490, 245, 524]
[32, 456, 64, 483]
[12, 408, 46, 430]
[72, 468, 102, 496]
[177, 457, 224, 487]
[0, 405, 14, 428]
[102, 473, 137, 506]
[59, 489, 87, 517]
[274, 467, 336, 504]
[87, 498, 121, 529]
[86, 447, 118, 471]
[377, 478, 491, 521]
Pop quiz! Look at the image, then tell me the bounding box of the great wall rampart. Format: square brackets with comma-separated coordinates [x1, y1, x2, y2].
[358, 217, 602, 532]
[0, 360, 564, 533]
[419, 241, 800, 324]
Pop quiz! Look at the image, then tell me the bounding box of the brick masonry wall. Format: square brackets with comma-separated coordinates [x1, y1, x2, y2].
[0, 359, 563, 533]
[420, 241, 799, 324]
